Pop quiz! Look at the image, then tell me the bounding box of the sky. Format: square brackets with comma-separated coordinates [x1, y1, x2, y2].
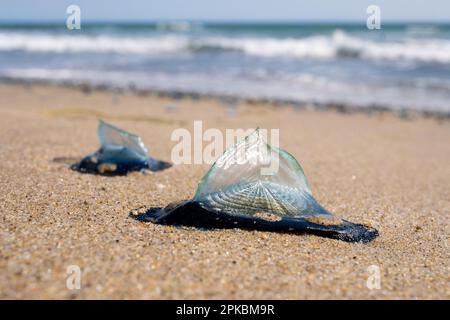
[0, 0, 449, 22]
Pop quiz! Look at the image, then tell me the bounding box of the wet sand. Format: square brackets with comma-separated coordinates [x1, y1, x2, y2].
[0, 83, 448, 299]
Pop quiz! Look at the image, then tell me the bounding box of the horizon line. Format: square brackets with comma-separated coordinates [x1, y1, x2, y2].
[0, 19, 449, 25]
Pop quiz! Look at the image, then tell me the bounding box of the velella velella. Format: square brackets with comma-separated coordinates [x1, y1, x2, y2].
[133, 129, 378, 243]
[72, 120, 171, 175]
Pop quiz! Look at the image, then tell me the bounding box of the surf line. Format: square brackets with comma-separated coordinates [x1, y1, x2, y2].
[176, 304, 210, 318]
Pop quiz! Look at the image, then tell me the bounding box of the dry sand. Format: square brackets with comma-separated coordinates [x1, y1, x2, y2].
[0, 83, 448, 299]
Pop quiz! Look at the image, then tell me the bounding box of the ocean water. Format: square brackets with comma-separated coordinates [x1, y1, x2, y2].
[1, 22, 450, 112]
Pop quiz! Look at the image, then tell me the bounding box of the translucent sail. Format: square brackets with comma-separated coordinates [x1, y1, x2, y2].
[194, 129, 330, 217]
[97, 120, 149, 164]
[136, 128, 378, 243]
[73, 120, 171, 174]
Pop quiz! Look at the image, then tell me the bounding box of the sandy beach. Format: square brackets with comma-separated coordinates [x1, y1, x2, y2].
[0, 83, 448, 299]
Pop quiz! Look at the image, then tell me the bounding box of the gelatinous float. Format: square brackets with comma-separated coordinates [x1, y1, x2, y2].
[133, 129, 378, 243]
[72, 120, 171, 175]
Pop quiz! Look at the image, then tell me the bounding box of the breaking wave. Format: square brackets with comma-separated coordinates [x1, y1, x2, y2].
[1, 31, 450, 63]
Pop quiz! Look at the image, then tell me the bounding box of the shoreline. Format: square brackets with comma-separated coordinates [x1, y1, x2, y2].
[2, 78, 449, 121]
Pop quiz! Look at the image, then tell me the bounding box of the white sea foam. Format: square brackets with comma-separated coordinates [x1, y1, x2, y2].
[200, 31, 450, 63]
[156, 21, 203, 32]
[3, 67, 449, 112]
[0, 30, 449, 63]
[0, 32, 188, 54]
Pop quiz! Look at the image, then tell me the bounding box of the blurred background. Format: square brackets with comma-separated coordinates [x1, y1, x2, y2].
[0, 0, 449, 112]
